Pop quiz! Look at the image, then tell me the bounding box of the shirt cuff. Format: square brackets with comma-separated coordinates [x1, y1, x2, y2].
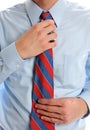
[0, 42, 25, 71]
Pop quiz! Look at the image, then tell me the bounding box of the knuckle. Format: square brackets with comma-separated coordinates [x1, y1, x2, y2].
[50, 113, 55, 117]
[44, 106, 49, 111]
[57, 114, 61, 119]
[55, 32, 58, 37]
[53, 24, 56, 29]
[50, 118, 54, 122]
[53, 32, 57, 37]
[47, 107, 51, 112]
[47, 99, 52, 104]
[38, 30, 43, 37]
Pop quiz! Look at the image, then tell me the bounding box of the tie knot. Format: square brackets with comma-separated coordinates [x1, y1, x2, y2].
[40, 11, 53, 20]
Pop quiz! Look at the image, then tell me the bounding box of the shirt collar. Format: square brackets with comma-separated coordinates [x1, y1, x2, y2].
[25, 0, 66, 27]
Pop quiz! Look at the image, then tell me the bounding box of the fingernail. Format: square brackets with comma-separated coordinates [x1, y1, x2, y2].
[37, 110, 39, 113]
[38, 100, 40, 103]
[41, 116, 43, 119]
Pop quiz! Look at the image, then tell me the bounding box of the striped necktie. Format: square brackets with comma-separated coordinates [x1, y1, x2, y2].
[30, 11, 55, 130]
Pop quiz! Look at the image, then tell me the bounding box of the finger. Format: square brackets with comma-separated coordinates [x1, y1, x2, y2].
[41, 116, 65, 124]
[37, 25, 56, 40]
[37, 109, 62, 119]
[47, 32, 57, 42]
[38, 98, 62, 106]
[48, 40, 57, 49]
[43, 24, 56, 34]
[38, 19, 55, 29]
[35, 104, 62, 114]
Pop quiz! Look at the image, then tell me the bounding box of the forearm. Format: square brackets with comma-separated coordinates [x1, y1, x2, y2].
[0, 42, 24, 83]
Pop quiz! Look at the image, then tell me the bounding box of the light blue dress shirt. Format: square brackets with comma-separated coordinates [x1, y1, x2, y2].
[0, 0, 90, 130]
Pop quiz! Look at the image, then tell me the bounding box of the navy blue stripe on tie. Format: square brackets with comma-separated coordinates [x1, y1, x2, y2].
[31, 111, 48, 130]
[45, 13, 53, 20]
[44, 51, 53, 67]
[37, 57, 53, 87]
[34, 73, 51, 98]
[30, 11, 55, 130]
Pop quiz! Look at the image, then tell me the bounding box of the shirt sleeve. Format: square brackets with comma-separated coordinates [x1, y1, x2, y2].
[78, 54, 90, 117]
[0, 42, 25, 83]
[0, 6, 27, 84]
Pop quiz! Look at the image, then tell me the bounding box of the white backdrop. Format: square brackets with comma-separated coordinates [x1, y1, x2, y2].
[0, 0, 90, 130]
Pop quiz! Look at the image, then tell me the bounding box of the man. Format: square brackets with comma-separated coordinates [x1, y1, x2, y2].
[0, 0, 90, 130]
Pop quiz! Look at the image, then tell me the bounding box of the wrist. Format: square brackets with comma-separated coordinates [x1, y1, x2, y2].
[15, 40, 28, 60]
[78, 98, 89, 117]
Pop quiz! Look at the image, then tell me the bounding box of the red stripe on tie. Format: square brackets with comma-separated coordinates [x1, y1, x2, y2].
[33, 82, 43, 98]
[36, 64, 53, 97]
[41, 12, 49, 19]
[39, 53, 53, 80]
[43, 121, 55, 130]
[30, 11, 55, 130]
[30, 117, 40, 130]
[48, 49, 53, 58]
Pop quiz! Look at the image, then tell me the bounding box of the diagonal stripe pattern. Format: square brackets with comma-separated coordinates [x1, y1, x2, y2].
[29, 11, 55, 130]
